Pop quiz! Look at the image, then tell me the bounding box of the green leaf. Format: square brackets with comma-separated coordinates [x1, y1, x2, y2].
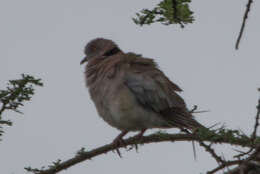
[133, 0, 194, 27]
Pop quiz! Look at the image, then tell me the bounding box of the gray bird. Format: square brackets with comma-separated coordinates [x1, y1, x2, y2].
[81, 38, 204, 144]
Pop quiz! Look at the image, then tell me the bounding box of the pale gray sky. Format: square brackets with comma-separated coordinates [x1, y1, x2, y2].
[0, 0, 259, 174]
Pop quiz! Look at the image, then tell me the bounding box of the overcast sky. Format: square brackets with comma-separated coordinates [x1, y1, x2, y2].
[0, 0, 259, 174]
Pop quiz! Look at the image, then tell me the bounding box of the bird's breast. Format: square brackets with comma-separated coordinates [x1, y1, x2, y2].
[86, 70, 169, 131]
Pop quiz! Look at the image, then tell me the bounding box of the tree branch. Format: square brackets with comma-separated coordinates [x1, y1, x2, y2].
[251, 97, 260, 141]
[0, 74, 43, 139]
[199, 141, 224, 164]
[221, 90, 260, 174]
[207, 160, 241, 174]
[235, 0, 253, 50]
[25, 130, 255, 174]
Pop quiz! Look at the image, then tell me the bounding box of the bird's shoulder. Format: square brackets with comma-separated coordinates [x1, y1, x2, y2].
[121, 52, 183, 92]
[122, 52, 158, 70]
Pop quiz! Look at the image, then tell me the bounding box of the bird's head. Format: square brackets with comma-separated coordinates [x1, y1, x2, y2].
[80, 38, 121, 65]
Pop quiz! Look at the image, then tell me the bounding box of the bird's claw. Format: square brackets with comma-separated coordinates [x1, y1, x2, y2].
[112, 138, 127, 157]
[112, 132, 128, 158]
[127, 129, 146, 152]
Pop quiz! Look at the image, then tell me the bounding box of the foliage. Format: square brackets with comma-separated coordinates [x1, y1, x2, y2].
[0, 74, 43, 139]
[133, 0, 194, 27]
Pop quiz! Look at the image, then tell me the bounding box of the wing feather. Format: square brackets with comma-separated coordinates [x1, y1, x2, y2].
[124, 54, 186, 113]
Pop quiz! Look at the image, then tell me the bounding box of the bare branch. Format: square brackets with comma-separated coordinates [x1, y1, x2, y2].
[251, 97, 260, 142]
[235, 0, 254, 50]
[233, 92, 260, 159]
[199, 141, 224, 164]
[207, 160, 241, 174]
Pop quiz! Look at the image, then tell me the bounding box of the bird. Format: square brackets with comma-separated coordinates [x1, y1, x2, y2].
[80, 38, 204, 146]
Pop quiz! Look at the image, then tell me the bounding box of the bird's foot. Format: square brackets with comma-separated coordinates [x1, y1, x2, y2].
[135, 129, 146, 140]
[128, 129, 146, 152]
[113, 136, 127, 147]
[113, 140, 125, 158]
[112, 131, 128, 157]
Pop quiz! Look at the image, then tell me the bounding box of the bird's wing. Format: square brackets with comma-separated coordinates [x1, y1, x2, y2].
[124, 54, 186, 113]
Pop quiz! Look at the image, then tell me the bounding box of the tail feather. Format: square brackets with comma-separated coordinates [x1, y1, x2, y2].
[160, 107, 205, 161]
[160, 107, 205, 131]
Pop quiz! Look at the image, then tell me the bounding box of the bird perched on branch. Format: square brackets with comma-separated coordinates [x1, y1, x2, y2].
[81, 38, 204, 145]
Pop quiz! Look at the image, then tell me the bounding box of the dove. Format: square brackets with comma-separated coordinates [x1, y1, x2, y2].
[81, 38, 204, 145]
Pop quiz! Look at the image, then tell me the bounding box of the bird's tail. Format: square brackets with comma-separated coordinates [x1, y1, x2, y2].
[161, 108, 205, 131]
[161, 108, 206, 160]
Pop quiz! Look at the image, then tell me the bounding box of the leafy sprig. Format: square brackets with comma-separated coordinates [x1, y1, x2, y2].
[133, 0, 194, 27]
[0, 74, 43, 138]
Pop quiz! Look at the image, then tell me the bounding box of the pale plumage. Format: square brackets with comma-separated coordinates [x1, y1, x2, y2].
[81, 38, 204, 142]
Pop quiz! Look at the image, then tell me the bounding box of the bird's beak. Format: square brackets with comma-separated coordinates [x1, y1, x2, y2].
[80, 56, 88, 65]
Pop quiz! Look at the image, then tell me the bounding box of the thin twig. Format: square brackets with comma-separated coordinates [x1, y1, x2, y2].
[244, 144, 260, 164]
[192, 110, 210, 114]
[199, 141, 224, 164]
[207, 160, 241, 174]
[235, 145, 260, 174]
[225, 93, 260, 174]
[251, 97, 260, 142]
[235, 0, 253, 50]
[233, 94, 260, 159]
[0, 103, 6, 116]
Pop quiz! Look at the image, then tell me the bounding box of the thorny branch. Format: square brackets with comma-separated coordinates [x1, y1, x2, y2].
[199, 141, 224, 164]
[225, 145, 260, 174]
[233, 92, 260, 160]
[25, 128, 257, 174]
[0, 74, 43, 138]
[213, 90, 260, 174]
[235, 0, 254, 50]
[207, 160, 241, 174]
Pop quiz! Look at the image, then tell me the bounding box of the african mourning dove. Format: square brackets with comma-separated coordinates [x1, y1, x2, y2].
[81, 38, 204, 143]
